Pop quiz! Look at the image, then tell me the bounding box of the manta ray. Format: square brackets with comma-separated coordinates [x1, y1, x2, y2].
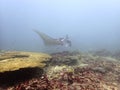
[33, 30, 71, 47]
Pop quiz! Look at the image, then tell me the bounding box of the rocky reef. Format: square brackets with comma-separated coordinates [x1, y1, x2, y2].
[0, 50, 120, 90]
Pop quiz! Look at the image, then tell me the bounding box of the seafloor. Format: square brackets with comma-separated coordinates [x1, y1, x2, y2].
[0, 50, 120, 90]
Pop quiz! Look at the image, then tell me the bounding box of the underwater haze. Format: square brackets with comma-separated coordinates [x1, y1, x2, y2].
[0, 0, 120, 53]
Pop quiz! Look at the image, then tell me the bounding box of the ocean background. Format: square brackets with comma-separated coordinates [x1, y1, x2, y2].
[0, 0, 120, 53]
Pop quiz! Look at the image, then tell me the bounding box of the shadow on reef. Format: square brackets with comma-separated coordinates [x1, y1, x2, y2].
[0, 67, 43, 88]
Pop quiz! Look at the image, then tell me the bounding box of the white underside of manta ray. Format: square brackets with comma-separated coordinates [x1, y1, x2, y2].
[33, 29, 71, 47]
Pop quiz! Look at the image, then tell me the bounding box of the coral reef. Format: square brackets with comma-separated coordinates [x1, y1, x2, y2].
[45, 65, 74, 79]
[112, 50, 120, 60]
[0, 51, 51, 72]
[89, 49, 113, 57]
[0, 51, 120, 90]
[49, 51, 81, 66]
[10, 67, 117, 90]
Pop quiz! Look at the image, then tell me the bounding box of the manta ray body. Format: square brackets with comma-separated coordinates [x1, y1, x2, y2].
[33, 30, 71, 47]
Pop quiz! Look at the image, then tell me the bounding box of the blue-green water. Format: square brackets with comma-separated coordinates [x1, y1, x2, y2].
[0, 0, 120, 53]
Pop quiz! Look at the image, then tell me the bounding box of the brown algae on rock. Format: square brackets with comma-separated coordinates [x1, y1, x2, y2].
[0, 51, 51, 72]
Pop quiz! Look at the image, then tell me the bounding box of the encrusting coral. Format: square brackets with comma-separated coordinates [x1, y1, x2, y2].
[0, 51, 51, 72]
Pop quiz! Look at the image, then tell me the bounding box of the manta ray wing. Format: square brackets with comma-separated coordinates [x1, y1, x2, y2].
[33, 30, 61, 46]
